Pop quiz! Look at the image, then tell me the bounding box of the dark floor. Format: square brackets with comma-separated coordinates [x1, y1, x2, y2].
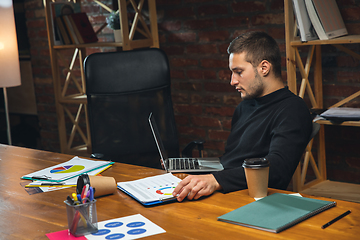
[0, 113, 41, 149]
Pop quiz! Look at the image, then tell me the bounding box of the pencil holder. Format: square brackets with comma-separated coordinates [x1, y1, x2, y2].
[65, 199, 98, 237]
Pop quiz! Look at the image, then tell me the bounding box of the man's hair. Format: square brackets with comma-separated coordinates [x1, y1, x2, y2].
[227, 31, 282, 78]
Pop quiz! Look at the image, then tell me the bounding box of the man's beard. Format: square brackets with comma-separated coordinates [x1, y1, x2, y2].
[241, 70, 264, 100]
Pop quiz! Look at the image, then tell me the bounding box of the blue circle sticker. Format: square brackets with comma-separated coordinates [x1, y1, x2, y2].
[105, 222, 124, 228]
[92, 229, 111, 235]
[126, 221, 145, 228]
[105, 233, 125, 239]
[127, 228, 147, 235]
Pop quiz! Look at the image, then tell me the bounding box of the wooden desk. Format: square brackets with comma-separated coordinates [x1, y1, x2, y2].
[0, 144, 359, 239]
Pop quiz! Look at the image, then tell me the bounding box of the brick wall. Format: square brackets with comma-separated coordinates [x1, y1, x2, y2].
[157, 0, 286, 159]
[24, 0, 360, 184]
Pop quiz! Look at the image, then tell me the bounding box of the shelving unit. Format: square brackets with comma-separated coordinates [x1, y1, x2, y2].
[284, 0, 360, 202]
[43, 0, 159, 155]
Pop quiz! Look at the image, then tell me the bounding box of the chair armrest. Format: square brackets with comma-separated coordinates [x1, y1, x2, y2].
[181, 139, 205, 157]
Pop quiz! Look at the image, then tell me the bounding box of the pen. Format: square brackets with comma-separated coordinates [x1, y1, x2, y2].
[70, 193, 87, 230]
[88, 187, 94, 223]
[41, 182, 64, 186]
[81, 184, 89, 203]
[89, 186, 94, 201]
[322, 210, 351, 229]
[72, 193, 79, 204]
[77, 194, 82, 203]
[67, 195, 74, 205]
[25, 183, 68, 188]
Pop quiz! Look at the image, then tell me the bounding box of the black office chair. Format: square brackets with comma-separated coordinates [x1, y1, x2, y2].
[84, 48, 203, 169]
[292, 121, 321, 191]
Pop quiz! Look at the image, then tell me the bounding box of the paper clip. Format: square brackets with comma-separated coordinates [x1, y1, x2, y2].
[32, 175, 52, 180]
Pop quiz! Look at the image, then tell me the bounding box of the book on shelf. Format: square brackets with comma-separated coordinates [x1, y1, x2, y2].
[69, 12, 98, 44]
[218, 193, 336, 233]
[49, 1, 81, 45]
[67, 14, 84, 44]
[292, 0, 318, 42]
[55, 16, 71, 45]
[62, 15, 80, 44]
[304, 0, 347, 40]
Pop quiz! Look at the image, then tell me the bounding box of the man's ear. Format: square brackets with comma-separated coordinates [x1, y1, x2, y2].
[258, 60, 271, 77]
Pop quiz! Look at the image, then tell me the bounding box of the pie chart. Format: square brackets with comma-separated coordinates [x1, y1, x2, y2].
[156, 186, 175, 195]
[50, 165, 85, 174]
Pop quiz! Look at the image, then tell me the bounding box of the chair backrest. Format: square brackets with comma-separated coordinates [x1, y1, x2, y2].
[310, 122, 320, 142]
[84, 48, 179, 168]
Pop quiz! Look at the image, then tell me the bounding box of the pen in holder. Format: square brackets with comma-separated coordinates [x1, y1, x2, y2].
[65, 199, 98, 237]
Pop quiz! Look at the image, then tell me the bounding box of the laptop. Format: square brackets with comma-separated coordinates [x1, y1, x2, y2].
[148, 113, 224, 173]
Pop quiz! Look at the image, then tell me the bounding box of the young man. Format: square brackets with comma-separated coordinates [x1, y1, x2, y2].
[172, 31, 313, 202]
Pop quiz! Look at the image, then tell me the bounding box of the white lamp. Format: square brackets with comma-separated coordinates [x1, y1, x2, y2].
[0, 0, 21, 145]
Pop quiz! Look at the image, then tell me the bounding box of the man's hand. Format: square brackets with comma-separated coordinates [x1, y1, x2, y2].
[172, 174, 222, 202]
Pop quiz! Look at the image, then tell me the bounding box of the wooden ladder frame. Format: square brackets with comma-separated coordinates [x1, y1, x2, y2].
[44, 0, 159, 155]
[285, 0, 360, 192]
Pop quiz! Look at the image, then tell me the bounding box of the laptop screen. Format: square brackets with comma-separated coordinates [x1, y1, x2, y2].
[148, 112, 169, 171]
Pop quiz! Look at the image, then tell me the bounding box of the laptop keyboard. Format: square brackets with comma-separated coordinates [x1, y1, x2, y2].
[169, 158, 200, 170]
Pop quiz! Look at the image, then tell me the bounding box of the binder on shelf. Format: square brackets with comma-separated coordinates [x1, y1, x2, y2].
[69, 12, 98, 44]
[218, 193, 336, 233]
[304, 0, 347, 40]
[49, 1, 81, 45]
[292, 0, 318, 42]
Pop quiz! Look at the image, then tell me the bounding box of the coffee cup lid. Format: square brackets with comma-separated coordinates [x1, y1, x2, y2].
[242, 158, 269, 169]
[77, 174, 90, 194]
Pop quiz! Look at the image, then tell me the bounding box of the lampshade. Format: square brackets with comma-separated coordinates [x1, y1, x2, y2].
[0, 0, 21, 88]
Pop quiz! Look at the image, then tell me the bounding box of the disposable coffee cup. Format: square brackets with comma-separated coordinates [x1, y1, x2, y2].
[242, 158, 270, 198]
[77, 174, 116, 198]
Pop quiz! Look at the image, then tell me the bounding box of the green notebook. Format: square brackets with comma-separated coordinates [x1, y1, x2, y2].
[218, 193, 336, 233]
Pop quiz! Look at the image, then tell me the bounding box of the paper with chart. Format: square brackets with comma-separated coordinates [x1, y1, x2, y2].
[85, 214, 165, 240]
[21, 156, 113, 182]
[45, 214, 165, 240]
[117, 173, 181, 203]
[25, 163, 112, 192]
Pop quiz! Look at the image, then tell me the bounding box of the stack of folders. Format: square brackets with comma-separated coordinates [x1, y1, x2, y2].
[218, 193, 336, 233]
[292, 0, 347, 42]
[22, 156, 114, 190]
[319, 107, 360, 124]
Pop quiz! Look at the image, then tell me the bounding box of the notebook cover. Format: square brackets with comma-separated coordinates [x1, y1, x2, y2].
[70, 12, 98, 43]
[218, 193, 336, 233]
[311, 0, 347, 39]
[68, 14, 84, 44]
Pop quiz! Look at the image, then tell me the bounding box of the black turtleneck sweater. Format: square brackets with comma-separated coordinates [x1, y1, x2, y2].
[213, 87, 312, 193]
